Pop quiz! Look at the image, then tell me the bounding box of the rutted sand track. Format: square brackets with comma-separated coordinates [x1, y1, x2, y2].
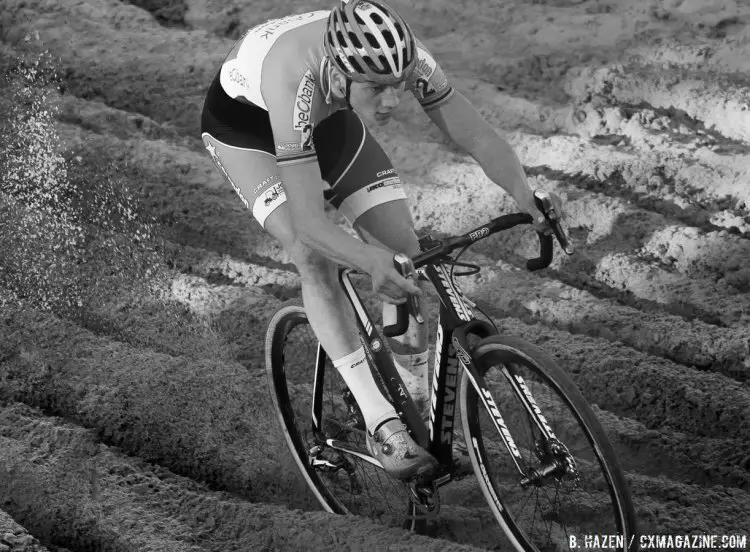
[1, 0, 749, 549]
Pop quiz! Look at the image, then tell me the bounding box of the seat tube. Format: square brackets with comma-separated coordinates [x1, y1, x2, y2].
[311, 342, 327, 437]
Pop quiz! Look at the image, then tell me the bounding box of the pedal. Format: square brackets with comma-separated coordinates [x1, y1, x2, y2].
[408, 465, 440, 486]
[309, 445, 347, 472]
[309, 445, 364, 495]
[434, 473, 451, 487]
[407, 482, 440, 515]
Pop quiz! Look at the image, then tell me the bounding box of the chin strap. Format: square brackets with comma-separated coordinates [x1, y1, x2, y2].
[344, 77, 352, 108]
[321, 56, 353, 109]
[321, 56, 333, 105]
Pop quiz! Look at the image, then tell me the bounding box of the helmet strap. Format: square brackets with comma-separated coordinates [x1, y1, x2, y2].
[322, 57, 334, 105]
[344, 77, 353, 108]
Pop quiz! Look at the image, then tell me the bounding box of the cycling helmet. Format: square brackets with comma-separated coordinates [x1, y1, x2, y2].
[324, 0, 417, 85]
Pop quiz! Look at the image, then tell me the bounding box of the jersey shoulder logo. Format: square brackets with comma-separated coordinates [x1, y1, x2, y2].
[412, 45, 450, 102]
[414, 46, 438, 80]
[293, 69, 316, 151]
[414, 46, 438, 99]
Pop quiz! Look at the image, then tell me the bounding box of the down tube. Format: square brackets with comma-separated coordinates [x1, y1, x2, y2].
[427, 303, 462, 463]
[424, 263, 473, 462]
[339, 268, 429, 446]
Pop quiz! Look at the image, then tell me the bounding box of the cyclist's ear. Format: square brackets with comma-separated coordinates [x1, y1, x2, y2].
[329, 68, 347, 98]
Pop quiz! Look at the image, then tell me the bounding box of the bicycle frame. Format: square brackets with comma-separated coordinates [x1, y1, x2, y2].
[269, 204, 638, 547]
[309, 211, 567, 481]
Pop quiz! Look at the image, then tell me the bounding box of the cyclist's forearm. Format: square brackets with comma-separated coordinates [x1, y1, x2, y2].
[429, 91, 535, 214]
[297, 216, 382, 272]
[474, 137, 536, 214]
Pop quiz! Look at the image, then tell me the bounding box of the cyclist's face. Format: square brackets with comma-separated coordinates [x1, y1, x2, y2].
[349, 81, 406, 126]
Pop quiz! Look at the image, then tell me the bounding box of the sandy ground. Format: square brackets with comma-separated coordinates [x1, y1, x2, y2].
[1, 0, 749, 550]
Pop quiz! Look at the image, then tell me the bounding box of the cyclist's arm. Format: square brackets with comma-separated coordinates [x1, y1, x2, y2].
[260, 65, 419, 297]
[277, 161, 384, 273]
[425, 91, 536, 217]
[259, 61, 383, 272]
[277, 161, 422, 301]
[407, 40, 536, 216]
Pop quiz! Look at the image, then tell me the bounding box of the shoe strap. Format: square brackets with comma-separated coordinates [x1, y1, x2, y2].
[370, 416, 400, 437]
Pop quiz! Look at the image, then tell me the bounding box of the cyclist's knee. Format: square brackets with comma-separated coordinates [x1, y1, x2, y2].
[354, 199, 420, 256]
[265, 208, 337, 284]
[264, 204, 296, 249]
[288, 240, 337, 282]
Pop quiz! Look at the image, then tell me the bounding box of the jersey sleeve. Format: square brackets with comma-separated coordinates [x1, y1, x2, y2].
[407, 39, 455, 112]
[261, 64, 320, 168]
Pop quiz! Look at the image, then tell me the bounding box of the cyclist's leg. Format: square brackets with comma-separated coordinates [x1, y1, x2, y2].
[354, 202, 430, 354]
[200, 131, 365, 351]
[309, 110, 438, 478]
[202, 85, 437, 478]
[201, 105, 408, 438]
[317, 113, 469, 470]
[314, 110, 430, 403]
[200, 103, 363, 356]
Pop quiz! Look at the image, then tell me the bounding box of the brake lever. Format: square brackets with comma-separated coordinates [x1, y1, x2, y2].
[393, 253, 424, 325]
[383, 253, 423, 338]
[533, 190, 575, 255]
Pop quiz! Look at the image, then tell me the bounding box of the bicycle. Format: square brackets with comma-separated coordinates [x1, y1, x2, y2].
[265, 191, 638, 551]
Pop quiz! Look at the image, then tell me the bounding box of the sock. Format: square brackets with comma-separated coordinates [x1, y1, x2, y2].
[392, 350, 430, 404]
[332, 347, 396, 432]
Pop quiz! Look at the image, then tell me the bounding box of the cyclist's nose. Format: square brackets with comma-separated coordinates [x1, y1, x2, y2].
[380, 88, 400, 110]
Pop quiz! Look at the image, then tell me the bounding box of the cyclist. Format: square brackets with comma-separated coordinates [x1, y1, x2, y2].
[201, 0, 562, 480]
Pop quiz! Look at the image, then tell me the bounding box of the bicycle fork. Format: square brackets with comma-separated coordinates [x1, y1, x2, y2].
[452, 321, 578, 486]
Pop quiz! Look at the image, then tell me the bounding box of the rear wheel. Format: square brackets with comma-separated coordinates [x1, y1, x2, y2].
[460, 335, 638, 552]
[265, 305, 431, 530]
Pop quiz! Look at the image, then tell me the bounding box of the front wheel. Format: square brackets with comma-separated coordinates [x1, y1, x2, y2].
[459, 335, 638, 552]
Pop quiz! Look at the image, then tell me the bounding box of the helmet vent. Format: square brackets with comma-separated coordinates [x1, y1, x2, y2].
[350, 32, 364, 48]
[348, 56, 365, 73]
[325, 0, 416, 84]
[381, 30, 395, 47]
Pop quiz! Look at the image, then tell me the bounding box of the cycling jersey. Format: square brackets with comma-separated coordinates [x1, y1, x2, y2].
[215, 10, 455, 168]
[200, 10, 456, 227]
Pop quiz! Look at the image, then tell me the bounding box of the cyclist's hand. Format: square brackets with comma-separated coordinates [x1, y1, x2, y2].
[526, 190, 564, 235]
[369, 248, 423, 305]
